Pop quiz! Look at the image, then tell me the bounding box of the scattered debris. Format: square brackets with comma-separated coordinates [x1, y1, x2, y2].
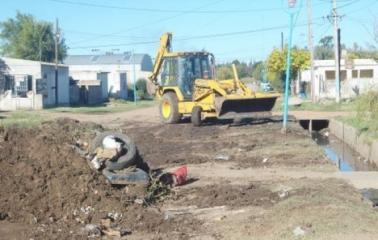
[278, 190, 289, 199]
[0, 212, 9, 220]
[172, 165, 188, 186]
[100, 218, 131, 237]
[215, 153, 230, 161]
[293, 226, 306, 237]
[82, 224, 102, 237]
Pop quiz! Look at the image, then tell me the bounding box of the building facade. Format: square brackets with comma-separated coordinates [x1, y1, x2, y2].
[0, 57, 69, 110]
[300, 59, 378, 100]
[65, 53, 153, 99]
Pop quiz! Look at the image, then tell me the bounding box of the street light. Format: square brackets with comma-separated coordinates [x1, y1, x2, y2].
[282, 0, 302, 132]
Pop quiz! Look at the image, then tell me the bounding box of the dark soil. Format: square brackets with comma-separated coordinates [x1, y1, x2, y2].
[0, 118, 201, 239]
[123, 120, 328, 168]
[172, 183, 279, 209]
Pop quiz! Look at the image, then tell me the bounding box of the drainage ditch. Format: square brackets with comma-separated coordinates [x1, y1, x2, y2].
[299, 119, 378, 207]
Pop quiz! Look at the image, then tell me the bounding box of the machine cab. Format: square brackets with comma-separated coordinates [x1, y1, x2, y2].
[160, 53, 215, 99]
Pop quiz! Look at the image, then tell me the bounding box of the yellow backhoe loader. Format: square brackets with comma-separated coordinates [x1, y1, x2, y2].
[148, 32, 280, 126]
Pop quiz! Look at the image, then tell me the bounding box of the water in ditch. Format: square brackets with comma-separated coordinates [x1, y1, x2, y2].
[312, 131, 377, 172]
[312, 130, 378, 206]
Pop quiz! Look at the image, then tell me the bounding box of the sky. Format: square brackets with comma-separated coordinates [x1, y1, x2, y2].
[1, 0, 378, 63]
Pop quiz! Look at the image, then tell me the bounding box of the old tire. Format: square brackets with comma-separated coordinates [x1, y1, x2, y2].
[90, 131, 137, 171]
[159, 92, 181, 124]
[191, 106, 202, 126]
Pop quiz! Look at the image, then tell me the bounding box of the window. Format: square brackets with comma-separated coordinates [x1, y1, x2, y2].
[161, 58, 178, 86]
[352, 70, 358, 78]
[325, 70, 347, 80]
[325, 70, 335, 80]
[360, 69, 373, 78]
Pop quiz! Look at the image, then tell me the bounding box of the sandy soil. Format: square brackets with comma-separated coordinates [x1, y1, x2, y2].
[0, 107, 377, 240]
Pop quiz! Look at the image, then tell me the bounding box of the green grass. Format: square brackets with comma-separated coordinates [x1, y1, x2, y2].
[47, 99, 157, 114]
[339, 117, 378, 140]
[0, 111, 44, 128]
[273, 98, 356, 112]
[339, 91, 378, 140]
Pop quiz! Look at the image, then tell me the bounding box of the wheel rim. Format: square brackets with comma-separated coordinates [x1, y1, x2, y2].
[162, 100, 171, 119]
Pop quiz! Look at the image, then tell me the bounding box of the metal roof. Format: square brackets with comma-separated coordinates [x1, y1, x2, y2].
[64, 53, 148, 65]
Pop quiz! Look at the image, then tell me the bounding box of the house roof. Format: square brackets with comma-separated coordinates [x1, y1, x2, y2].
[64, 53, 149, 65]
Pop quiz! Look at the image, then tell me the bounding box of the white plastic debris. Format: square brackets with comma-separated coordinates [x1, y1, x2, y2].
[82, 224, 102, 237]
[278, 190, 289, 199]
[102, 135, 122, 151]
[91, 156, 101, 170]
[293, 226, 306, 237]
[262, 158, 269, 163]
[215, 154, 230, 161]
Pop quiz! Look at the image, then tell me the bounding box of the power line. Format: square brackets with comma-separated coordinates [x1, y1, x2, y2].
[48, 0, 290, 14]
[69, 18, 325, 49]
[69, 0, 225, 46]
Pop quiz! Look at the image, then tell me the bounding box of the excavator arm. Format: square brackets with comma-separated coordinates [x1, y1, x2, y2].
[148, 32, 172, 85]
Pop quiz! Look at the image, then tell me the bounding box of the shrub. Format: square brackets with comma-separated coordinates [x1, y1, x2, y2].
[355, 90, 378, 131]
[135, 78, 148, 100]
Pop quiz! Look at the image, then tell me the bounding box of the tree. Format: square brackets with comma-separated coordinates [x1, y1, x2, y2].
[216, 65, 233, 80]
[347, 42, 378, 60]
[251, 61, 265, 81]
[0, 12, 67, 62]
[267, 47, 310, 91]
[314, 36, 334, 60]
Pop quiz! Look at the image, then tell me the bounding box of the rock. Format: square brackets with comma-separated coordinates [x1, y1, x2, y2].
[82, 224, 102, 237]
[293, 226, 306, 237]
[134, 199, 144, 205]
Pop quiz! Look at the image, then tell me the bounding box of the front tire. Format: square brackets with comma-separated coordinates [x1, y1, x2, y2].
[159, 92, 181, 124]
[191, 106, 202, 126]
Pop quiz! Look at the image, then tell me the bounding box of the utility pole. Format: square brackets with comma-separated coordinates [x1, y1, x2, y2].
[54, 18, 60, 106]
[281, 32, 284, 51]
[306, 0, 315, 102]
[132, 49, 137, 105]
[332, 0, 341, 103]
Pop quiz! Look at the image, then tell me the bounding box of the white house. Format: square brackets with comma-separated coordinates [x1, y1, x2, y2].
[300, 59, 378, 100]
[0, 57, 70, 110]
[65, 52, 153, 99]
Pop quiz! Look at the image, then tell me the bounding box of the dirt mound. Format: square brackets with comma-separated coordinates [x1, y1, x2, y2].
[0, 118, 201, 239]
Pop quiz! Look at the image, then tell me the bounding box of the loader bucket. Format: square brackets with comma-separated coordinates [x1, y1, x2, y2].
[215, 96, 278, 119]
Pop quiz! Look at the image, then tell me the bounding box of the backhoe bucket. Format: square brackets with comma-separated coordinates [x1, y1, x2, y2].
[215, 96, 278, 119]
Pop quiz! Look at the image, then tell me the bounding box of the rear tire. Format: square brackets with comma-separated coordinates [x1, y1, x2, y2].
[191, 106, 202, 126]
[159, 92, 181, 124]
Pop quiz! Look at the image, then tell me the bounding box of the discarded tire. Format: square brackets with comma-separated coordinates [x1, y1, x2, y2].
[90, 131, 137, 171]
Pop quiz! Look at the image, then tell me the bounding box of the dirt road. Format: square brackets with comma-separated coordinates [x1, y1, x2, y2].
[1, 107, 377, 239]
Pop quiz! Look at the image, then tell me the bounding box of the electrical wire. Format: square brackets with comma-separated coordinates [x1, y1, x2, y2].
[69, 0, 225, 46]
[69, 18, 325, 50]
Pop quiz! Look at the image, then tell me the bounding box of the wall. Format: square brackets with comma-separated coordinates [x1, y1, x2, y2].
[0, 57, 69, 108]
[68, 64, 150, 99]
[330, 119, 378, 166]
[301, 59, 378, 100]
[0, 90, 43, 110]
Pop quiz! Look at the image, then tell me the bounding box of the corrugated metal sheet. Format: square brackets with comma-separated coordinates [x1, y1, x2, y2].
[64, 53, 148, 65]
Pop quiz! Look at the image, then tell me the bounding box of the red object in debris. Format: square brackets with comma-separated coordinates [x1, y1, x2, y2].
[172, 165, 187, 186]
